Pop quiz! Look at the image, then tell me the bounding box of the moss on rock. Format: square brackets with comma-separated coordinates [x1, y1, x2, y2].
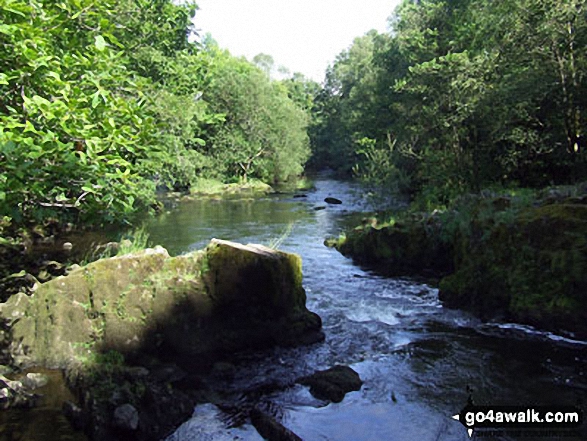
[0, 239, 323, 370]
[439, 202, 587, 336]
[335, 219, 454, 276]
[334, 193, 587, 338]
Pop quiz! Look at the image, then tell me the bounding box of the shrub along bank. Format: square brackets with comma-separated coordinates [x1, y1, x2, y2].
[332, 184, 587, 338]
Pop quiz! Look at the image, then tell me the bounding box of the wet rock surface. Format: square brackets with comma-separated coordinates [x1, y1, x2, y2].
[64, 362, 200, 441]
[324, 197, 342, 205]
[0, 374, 41, 410]
[297, 365, 363, 403]
[112, 403, 139, 431]
[21, 373, 49, 390]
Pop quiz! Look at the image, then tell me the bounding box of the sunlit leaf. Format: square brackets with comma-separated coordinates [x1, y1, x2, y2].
[91, 93, 101, 108]
[95, 35, 107, 51]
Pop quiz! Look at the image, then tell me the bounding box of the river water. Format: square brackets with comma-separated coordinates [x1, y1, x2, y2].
[145, 175, 587, 441]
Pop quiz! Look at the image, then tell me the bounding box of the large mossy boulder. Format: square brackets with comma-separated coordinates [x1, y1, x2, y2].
[333, 195, 587, 338]
[0, 239, 322, 370]
[334, 220, 453, 276]
[439, 203, 587, 337]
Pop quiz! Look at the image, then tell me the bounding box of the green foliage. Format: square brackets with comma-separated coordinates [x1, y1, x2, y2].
[310, 0, 587, 205]
[280, 73, 321, 113]
[1, 0, 312, 232]
[117, 228, 151, 255]
[269, 222, 295, 250]
[0, 0, 158, 225]
[310, 30, 388, 174]
[204, 49, 310, 183]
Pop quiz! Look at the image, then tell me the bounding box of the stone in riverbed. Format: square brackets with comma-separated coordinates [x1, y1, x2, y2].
[21, 372, 49, 390]
[112, 403, 139, 431]
[297, 365, 362, 403]
[0, 374, 41, 409]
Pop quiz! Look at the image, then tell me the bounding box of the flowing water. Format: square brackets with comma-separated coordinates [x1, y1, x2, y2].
[149, 176, 586, 440]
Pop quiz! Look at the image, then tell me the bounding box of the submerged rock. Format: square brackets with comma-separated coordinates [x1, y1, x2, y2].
[0, 239, 323, 369]
[324, 197, 342, 205]
[297, 365, 363, 403]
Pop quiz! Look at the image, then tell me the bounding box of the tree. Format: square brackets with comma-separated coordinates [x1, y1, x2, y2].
[253, 53, 275, 78]
[309, 0, 587, 205]
[310, 30, 386, 174]
[205, 50, 309, 183]
[0, 0, 157, 224]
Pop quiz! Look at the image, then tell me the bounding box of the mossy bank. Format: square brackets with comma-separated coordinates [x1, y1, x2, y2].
[332, 186, 587, 339]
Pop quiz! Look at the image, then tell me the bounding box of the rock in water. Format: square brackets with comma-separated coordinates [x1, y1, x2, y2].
[22, 372, 49, 389]
[324, 197, 342, 205]
[297, 365, 362, 403]
[0, 375, 40, 409]
[250, 407, 302, 441]
[112, 403, 139, 431]
[0, 239, 323, 369]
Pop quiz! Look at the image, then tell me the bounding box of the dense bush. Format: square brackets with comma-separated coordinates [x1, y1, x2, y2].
[0, 0, 311, 231]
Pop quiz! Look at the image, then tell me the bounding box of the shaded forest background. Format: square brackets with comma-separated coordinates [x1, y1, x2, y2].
[312, 0, 586, 208]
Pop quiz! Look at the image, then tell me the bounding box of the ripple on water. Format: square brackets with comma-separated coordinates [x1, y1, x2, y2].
[282, 395, 469, 441]
[166, 404, 262, 441]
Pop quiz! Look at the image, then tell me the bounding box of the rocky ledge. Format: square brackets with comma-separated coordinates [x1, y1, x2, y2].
[0, 239, 324, 440]
[331, 192, 587, 339]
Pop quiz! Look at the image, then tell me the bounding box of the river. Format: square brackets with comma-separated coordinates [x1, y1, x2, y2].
[140, 174, 586, 441]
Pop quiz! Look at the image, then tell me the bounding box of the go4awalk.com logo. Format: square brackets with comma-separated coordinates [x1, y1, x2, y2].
[452, 403, 583, 438]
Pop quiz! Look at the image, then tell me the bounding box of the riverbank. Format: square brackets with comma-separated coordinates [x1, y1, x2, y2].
[182, 177, 314, 198]
[330, 183, 587, 339]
